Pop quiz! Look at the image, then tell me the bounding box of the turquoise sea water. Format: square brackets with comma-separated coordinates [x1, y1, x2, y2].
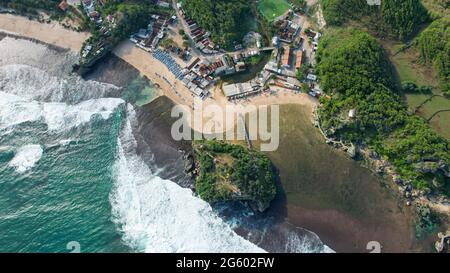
[122, 76, 162, 107]
[0, 36, 269, 253]
[0, 106, 130, 252]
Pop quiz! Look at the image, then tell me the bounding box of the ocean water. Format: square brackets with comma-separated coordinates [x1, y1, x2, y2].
[0, 36, 330, 253]
[0, 37, 264, 253]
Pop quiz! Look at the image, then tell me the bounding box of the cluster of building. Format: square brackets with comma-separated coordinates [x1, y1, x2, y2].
[163, 42, 191, 61]
[223, 81, 262, 100]
[222, 69, 273, 100]
[272, 75, 301, 90]
[201, 57, 235, 77]
[180, 48, 268, 100]
[81, 0, 104, 25]
[276, 18, 300, 44]
[181, 58, 214, 99]
[182, 55, 240, 99]
[280, 46, 304, 70]
[305, 73, 321, 98]
[129, 14, 169, 52]
[79, 0, 116, 60]
[259, 12, 324, 98]
[177, 3, 219, 54]
[304, 29, 322, 52]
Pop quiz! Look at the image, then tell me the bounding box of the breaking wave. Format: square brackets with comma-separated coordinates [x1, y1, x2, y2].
[0, 64, 120, 104]
[0, 38, 264, 252]
[284, 229, 334, 253]
[110, 105, 264, 252]
[0, 36, 332, 253]
[0, 36, 77, 76]
[8, 144, 43, 173]
[0, 91, 124, 132]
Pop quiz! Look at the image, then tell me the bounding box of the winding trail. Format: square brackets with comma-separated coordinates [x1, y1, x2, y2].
[427, 109, 450, 122]
[414, 94, 445, 113]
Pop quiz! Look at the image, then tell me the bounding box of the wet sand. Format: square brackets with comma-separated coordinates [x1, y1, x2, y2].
[139, 99, 424, 253]
[94, 48, 422, 252]
[1, 14, 431, 252]
[134, 96, 193, 188]
[84, 53, 193, 188]
[250, 104, 425, 252]
[84, 54, 141, 88]
[286, 205, 418, 252]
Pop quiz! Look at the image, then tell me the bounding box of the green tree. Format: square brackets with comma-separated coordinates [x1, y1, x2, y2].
[317, 27, 450, 193]
[182, 0, 253, 49]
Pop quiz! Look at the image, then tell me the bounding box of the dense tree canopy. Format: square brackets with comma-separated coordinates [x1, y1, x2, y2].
[194, 140, 276, 211]
[0, 0, 62, 17]
[317, 28, 450, 194]
[321, 0, 429, 40]
[182, 0, 253, 49]
[321, 0, 369, 26]
[381, 0, 429, 40]
[317, 28, 394, 96]
[417, 16, 450, 95]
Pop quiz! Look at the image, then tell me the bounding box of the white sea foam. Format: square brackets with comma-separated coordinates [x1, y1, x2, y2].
[0, 37, 120, 104]
[0, 91, 124, 131]
[0, 37, 332, 253]
[110, 105, 265, 253]
[285, 230, 335, 253]
[0, 37, 77, 76]
[8, 144, 43, 173]
[0, 64, 120, 104]
[59, 139, 73, 146]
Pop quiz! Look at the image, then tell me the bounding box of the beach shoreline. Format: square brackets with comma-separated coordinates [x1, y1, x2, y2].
[1, 14, 430, 253]
[0, 13, 89, 51]
[0, 13, 317, 132]
[113, 39, 318, 134]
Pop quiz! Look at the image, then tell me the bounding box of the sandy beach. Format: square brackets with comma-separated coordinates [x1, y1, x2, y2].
[113, 40, 195, 107]
[0, 13, 316, 117]
[113, 39, 317, 134]
[1, 13, 433, 253]
[0, 14, 89, 51]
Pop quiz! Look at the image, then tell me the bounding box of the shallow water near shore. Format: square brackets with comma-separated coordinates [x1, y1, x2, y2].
[0, 34, 427, 253]
[0, 37, 263, 253]
[248, 104, 424, 252]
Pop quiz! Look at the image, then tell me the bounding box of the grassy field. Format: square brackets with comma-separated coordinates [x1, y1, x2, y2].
[416, 96, 450, 139]
[386, 42, 439, 89]
[421, 0, 449, 17]
[258, 0, 291, 22]
[418, 96, 450, 118]
[381, 39, 450, 139]
[429, 111, 450, 139]
[404, 93, 431, 111]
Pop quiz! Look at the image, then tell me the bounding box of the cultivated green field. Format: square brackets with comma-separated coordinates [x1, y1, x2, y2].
[258, 0, 291, 21]
[430, 111, 450, 139]
[416, 96, 450, 139]
[383, 40, 450, 140]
